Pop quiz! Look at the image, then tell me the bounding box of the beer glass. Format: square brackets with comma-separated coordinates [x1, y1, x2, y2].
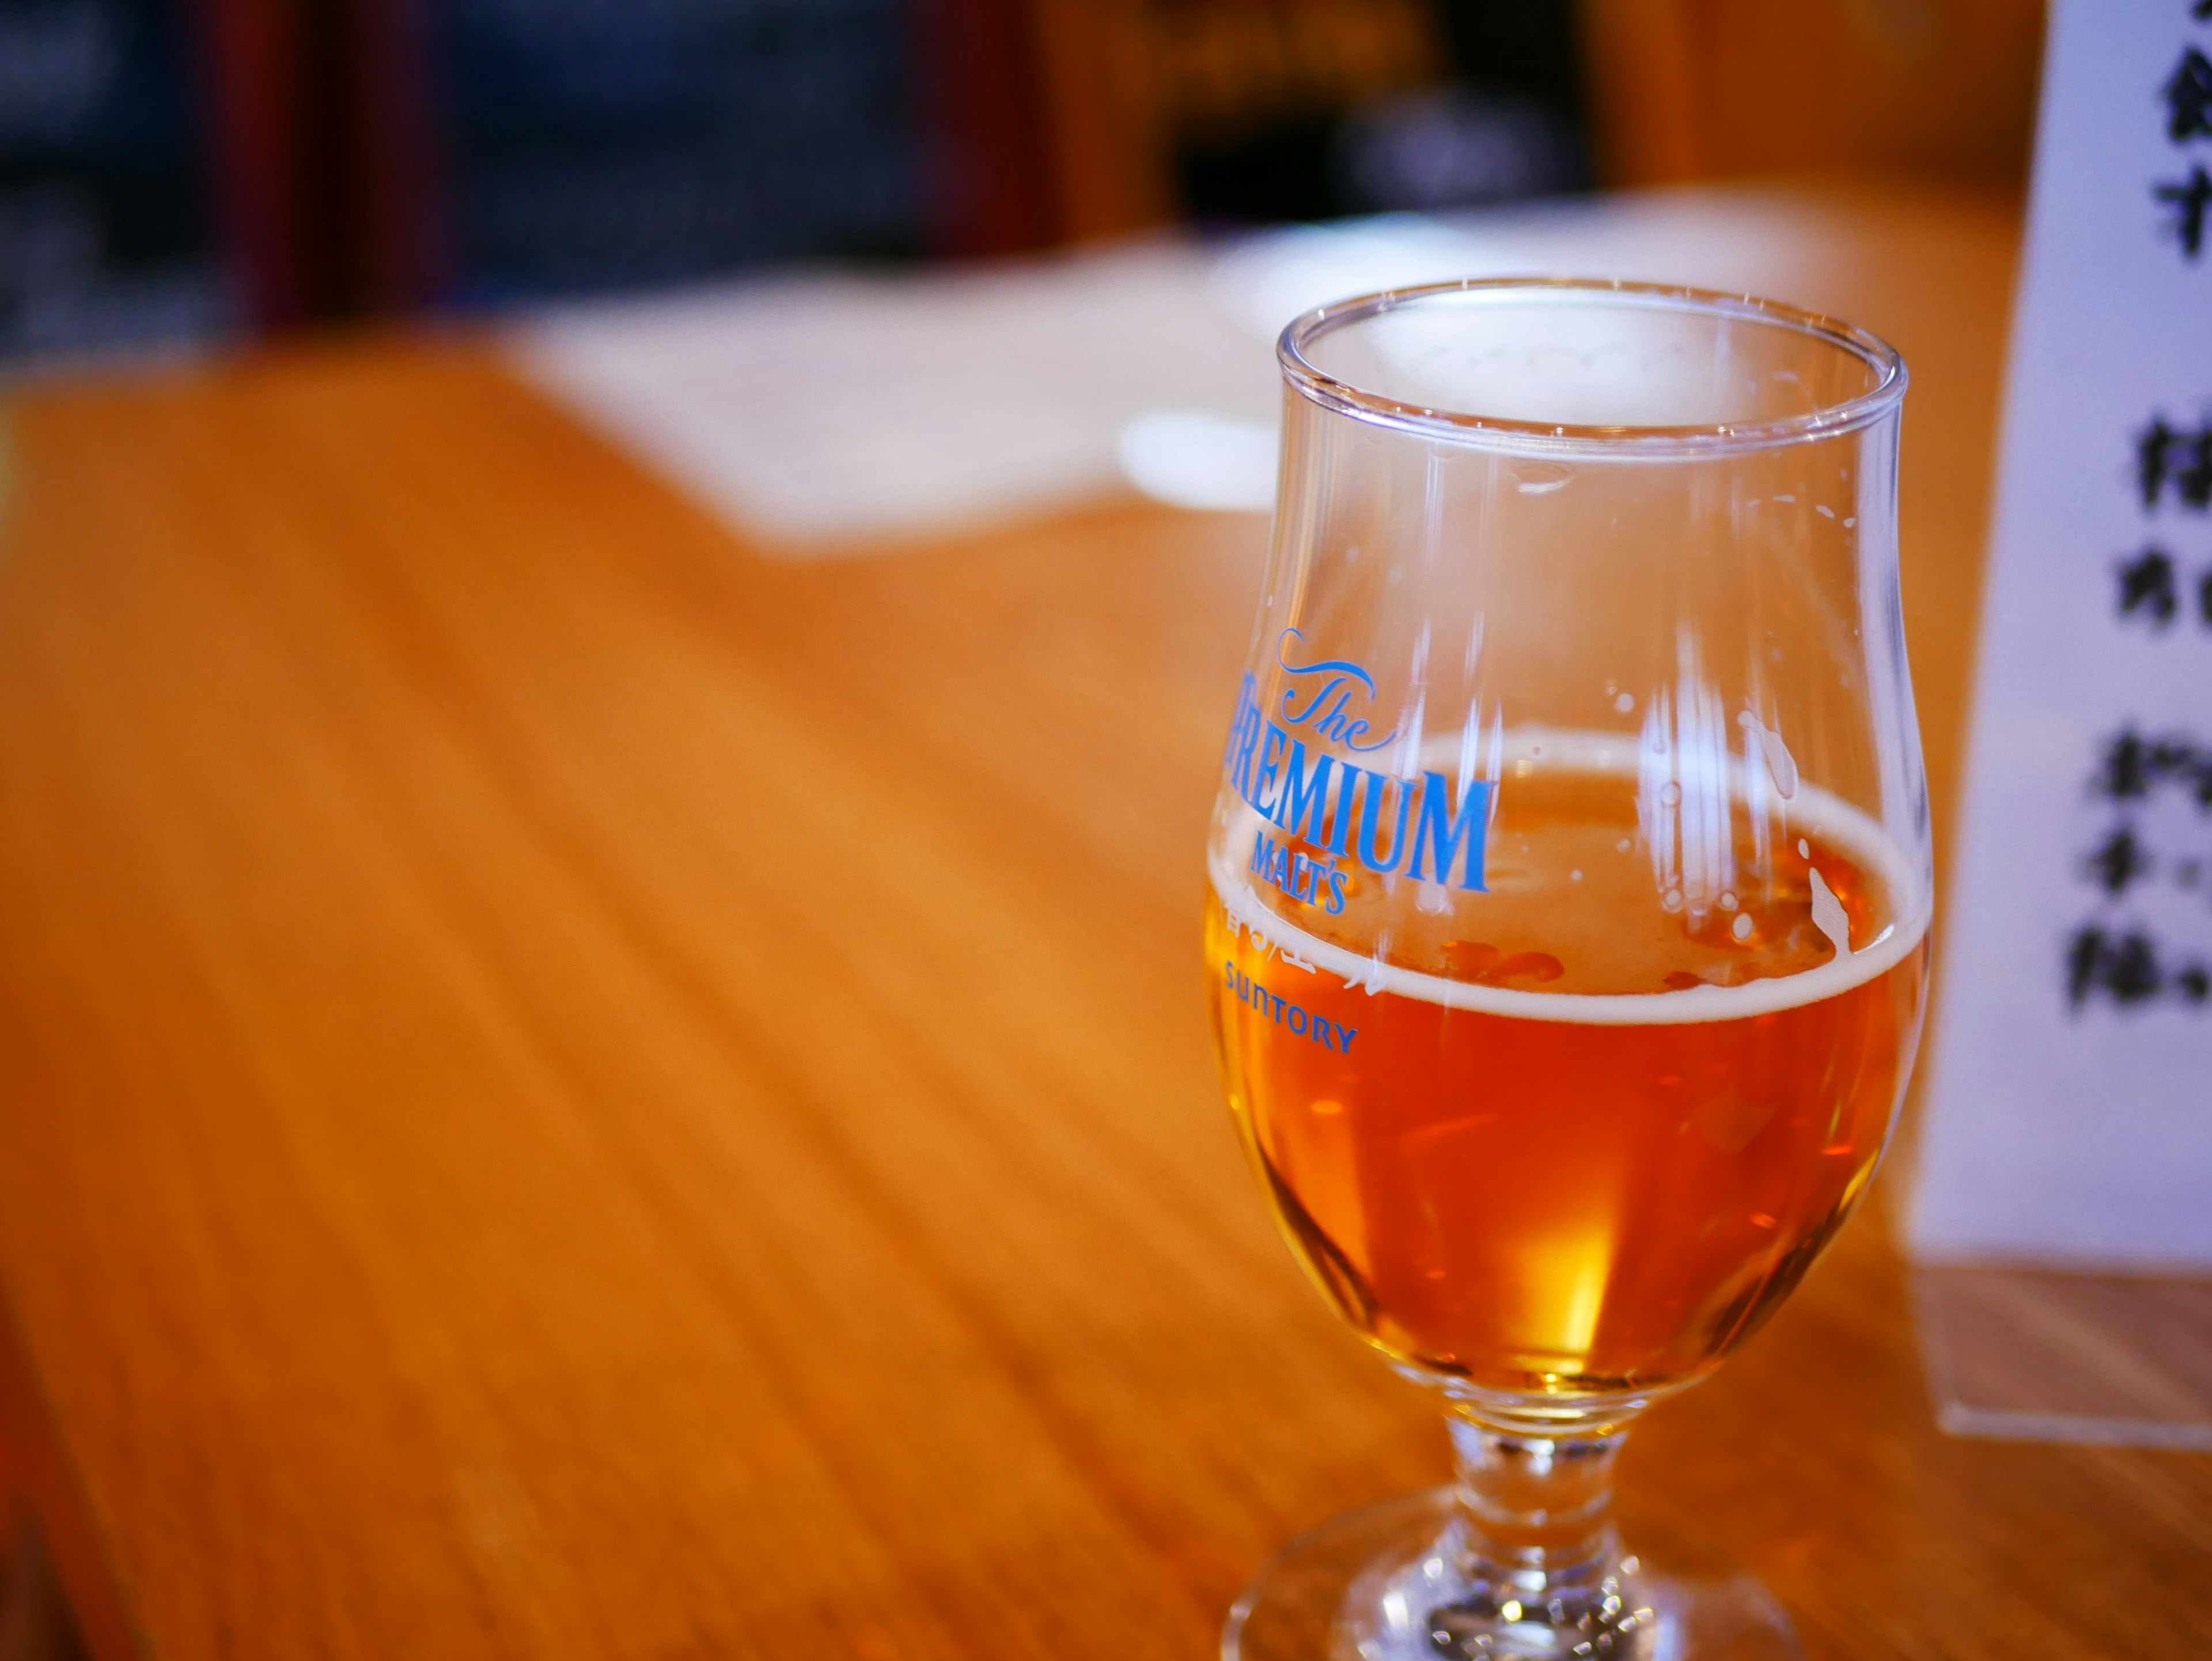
[1205, 280, 1927, 1660]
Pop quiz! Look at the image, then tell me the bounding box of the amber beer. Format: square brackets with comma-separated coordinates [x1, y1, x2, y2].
[1206, 760, 1929, 1401]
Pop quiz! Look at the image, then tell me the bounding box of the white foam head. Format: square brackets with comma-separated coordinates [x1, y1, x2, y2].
[1210, 736, 1929, 1027]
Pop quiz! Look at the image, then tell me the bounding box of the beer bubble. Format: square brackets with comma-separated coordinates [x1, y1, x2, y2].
[1496, 951, 1565, 982]
[1732, 913, 1753, 941]
[1615, 691, 1635, 713]
[1616, 838, 1631, 853]
[1720, 891, 1738, 910]
[1443, 940, 1502, 977]
[1570, 869, 1584, 882]
[1797, 837, 1810, 858]
[1661, 887, 1684, 912]
[1658, 782, 1681, 807]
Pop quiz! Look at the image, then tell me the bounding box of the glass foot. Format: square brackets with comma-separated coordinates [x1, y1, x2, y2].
[1222, 1489, 1802, 1661]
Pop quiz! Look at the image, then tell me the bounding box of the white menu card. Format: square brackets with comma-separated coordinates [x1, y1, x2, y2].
[1912, 0, 2212, 1272]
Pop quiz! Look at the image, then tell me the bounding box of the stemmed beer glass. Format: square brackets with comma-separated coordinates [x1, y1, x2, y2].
[1205, 281, 1929, 1660]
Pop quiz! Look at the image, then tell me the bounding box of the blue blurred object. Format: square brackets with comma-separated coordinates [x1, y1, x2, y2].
[423, 0, 929, 305]
[1167, 0, 1588, 226]
[1334, 85, 1585, 213]
[0, 0, 236, 368]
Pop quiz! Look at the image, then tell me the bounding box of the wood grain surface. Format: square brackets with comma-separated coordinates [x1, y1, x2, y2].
[0, 188, 2203, 1660]
[1916, 1264, 2212, 1439]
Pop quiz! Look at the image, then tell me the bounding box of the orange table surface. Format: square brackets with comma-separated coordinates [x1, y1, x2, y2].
[0, 187, 2205, 1659]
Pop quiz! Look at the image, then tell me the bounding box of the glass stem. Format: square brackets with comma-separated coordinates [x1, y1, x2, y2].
[1444, 1406, 1633, 1620]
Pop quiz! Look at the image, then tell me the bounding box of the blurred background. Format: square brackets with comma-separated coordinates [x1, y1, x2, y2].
[12, 9, 2212, 1655]
[0, 0, 2046, 374]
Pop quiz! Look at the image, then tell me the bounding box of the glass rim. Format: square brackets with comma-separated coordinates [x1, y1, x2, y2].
[1277, 277, 1909, 457]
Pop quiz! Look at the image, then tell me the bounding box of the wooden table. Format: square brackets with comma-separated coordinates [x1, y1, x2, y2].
[0, 188, 2203, 1660]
